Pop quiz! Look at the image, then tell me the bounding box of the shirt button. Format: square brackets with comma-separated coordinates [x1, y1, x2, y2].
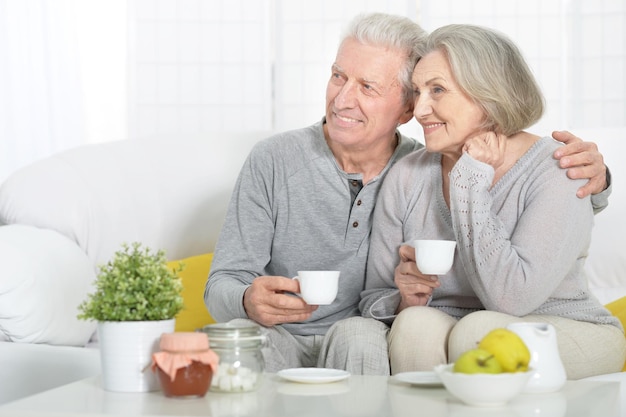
[351, 180, 359, 186]
[356, 199, 362, 206]
[352, 221, 359, 228]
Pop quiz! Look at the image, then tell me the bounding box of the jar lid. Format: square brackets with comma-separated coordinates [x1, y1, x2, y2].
[159, 332, 209, 352]
[200, 323, 266, 348]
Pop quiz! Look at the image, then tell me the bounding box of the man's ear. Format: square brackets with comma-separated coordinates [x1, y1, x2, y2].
[398, 106, 414, 125]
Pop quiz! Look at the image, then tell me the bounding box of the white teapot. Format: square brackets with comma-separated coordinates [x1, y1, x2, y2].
[507, 322, 567, 393]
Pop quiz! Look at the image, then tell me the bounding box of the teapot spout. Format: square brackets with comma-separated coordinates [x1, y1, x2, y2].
[533, 322, 551, 334]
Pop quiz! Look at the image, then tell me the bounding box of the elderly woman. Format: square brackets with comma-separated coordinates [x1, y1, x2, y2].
[360, 24, 626, 379]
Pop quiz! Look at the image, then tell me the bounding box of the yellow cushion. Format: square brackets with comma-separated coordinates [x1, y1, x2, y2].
[605, 296, 626, 371]
[168, 253, 216, 331]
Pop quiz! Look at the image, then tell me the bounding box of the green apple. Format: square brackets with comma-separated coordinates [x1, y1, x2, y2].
[478, 328, 530, 372]
[453, 348, 503, 374]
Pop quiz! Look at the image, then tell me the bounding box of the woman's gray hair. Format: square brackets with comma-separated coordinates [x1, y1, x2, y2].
[342, 13, 427, 107]
[417, 24, 544, 136]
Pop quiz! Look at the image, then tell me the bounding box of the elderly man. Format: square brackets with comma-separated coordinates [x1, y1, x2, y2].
[204, 12, 610, 375]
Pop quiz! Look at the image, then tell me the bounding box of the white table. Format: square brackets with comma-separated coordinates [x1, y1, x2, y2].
[0, 373, 620, 417]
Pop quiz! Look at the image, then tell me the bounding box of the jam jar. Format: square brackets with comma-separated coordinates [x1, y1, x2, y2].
[201, 322, 266, 392]
[152, 332, 219, 398]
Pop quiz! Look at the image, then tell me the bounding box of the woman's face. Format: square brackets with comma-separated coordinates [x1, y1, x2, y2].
[412, 50, 486, 157]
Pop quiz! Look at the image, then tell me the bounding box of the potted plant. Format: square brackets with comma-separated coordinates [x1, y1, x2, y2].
[78, 242, 184, 392]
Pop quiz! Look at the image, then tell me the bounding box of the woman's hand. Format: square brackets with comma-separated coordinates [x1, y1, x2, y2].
[463, 131, 507, 170]
[395, 244, 441, 312]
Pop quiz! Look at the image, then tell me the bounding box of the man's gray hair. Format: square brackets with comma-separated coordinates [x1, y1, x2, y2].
[342, 13, 427, 106]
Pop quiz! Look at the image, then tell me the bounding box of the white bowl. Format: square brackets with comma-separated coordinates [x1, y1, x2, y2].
[434, 364, 533, 407]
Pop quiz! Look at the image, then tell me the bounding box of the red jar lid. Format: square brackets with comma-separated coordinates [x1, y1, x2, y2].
[159, 332, 209, 352]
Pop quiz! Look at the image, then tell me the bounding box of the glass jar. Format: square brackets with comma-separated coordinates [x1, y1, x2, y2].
[151, 332, 219, 398]
[201, 322, 266, 393]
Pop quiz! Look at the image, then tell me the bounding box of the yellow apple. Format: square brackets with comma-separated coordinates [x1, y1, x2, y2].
[478, 328, 530, 372]
[453, 348, 503, 374]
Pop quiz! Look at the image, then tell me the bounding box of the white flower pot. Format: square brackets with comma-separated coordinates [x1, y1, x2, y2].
[98, 319, 175, 392]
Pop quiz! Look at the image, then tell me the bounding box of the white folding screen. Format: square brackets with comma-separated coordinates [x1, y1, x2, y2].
[127, 0, 418, 138]
[128, 0, 274, 137]
[125, 0, 626, 138]
[568, 1, 625, 129]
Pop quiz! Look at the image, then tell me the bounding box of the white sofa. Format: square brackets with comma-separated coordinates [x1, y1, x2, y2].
[0, 132, 266, 404]
[0, 128, 624, 405]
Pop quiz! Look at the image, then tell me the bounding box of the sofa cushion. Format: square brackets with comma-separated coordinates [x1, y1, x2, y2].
[171, 253, 216, 332]
[0, 225, 97, 345]
[579, 128, 626, 305]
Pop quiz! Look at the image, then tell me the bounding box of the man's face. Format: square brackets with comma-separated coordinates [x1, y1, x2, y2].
[325, 37, 412, 149]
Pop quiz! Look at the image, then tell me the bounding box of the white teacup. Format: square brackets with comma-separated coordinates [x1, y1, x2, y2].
[293, 271, 340, 305]
[413, 239, 456, 275]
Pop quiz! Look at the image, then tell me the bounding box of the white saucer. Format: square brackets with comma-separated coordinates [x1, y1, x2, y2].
[277, 381, 350, 396]
[277, 368, 351, 384]
[394, 371, 443, 387]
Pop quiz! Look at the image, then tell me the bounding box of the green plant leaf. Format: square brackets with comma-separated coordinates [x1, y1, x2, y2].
[77, 242, 184, 321]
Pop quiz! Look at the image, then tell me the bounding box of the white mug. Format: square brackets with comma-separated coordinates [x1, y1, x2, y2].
[413, 239, 456, 275]
[293, 271, 340, 305]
